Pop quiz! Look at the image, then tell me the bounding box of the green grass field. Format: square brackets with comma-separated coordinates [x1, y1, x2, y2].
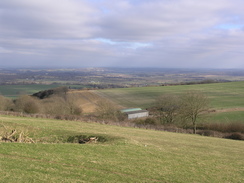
[207, 111, 244, 123]
[1, 115, 244, 182]
[95, 81, 244, 109]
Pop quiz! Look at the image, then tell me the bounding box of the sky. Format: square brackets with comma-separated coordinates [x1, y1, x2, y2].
[0, 0, 244, 69]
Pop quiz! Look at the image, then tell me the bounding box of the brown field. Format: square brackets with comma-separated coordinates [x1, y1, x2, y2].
[68, 90, 102, 113]
[68, 90, 122, 113]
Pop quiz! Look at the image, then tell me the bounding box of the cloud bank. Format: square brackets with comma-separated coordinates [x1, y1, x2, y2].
[0, 0, 244, 68]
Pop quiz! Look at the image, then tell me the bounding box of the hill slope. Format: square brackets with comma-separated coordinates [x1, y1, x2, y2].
[94, 81, 244, 109]
[1, 115, 243, 182]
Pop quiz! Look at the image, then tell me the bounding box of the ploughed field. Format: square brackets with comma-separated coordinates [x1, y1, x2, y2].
[0, 115, 243, 182]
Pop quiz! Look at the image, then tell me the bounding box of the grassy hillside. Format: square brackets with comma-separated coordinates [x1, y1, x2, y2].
[1, 115, 244, 182]
[95, 81, 244, 109]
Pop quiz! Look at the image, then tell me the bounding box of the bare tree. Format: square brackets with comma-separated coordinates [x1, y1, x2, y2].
[153, 94, 180, 124]
[95, 100, 124, 121]
[179, 91, 209, 134]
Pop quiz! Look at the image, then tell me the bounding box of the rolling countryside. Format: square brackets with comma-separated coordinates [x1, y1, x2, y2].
[2, 0, 244, 182]
[1, 79, 244, 182]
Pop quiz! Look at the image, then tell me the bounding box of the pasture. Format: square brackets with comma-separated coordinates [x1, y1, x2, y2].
[95, 81, 244, 109]
[1, 115, 244, 182]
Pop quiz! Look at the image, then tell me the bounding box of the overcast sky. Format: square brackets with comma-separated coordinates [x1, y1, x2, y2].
[0, 0, 244, 69]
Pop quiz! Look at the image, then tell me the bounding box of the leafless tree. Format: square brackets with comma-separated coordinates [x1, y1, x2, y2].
[153, 94, 180, 124]
[179, 91, 209, 134]
[95, 99, 124, 121]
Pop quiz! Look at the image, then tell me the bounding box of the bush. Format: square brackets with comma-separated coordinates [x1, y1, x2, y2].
[14, 95, 41, 114]
[227, 122, 244, 133]
[41, 96, 68, 115]
[70, 106, 83, 115]
[144, 118, 157, 125]
[197, 130, 215, 137]
[133, 118, 157, 126]
[95, 100, 123, 121]
[0, 95, 13, 111]
[224, 133, 244, 140]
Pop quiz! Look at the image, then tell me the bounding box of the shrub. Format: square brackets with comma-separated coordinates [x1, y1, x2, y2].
[227, 122, 244, 133]
[197, 130, 215, 137]
[133, 119, 145, 125]
[14, 95, 41, 114]
[0, 95, 14, 111]
[133, 118, 157, 126]
[224, 133, 244, 140]
[144, 118, 157, 125]
[95, 100, 123, 121]
[41, 96, 68, 115]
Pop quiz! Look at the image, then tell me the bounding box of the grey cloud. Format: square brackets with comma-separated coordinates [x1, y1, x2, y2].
[96, 0, 235, 41]
[0, 0, 97, 39]
[0, 0, 244, 68]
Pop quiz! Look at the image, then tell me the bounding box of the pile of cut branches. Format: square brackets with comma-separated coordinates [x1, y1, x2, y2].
[0, 129, 35, 143]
